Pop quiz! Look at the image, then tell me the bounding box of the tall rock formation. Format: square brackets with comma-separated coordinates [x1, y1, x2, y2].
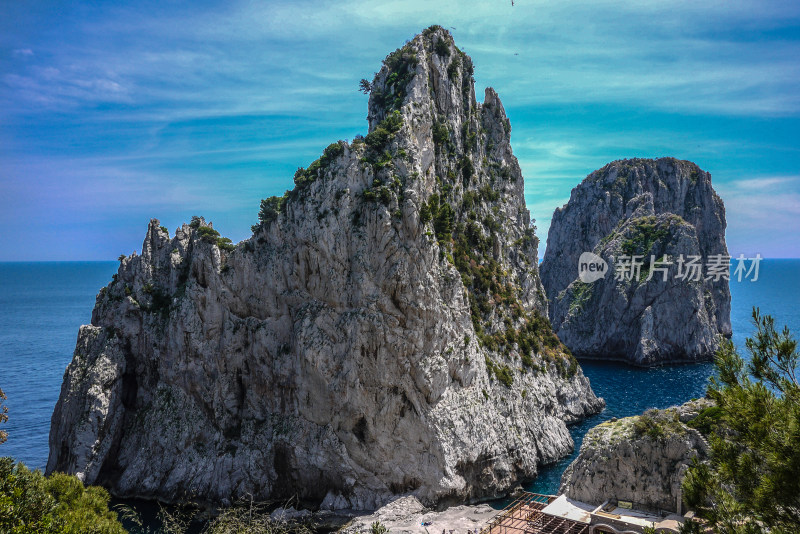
[540, 158, 731, 366]
[48, 27, 602, 509]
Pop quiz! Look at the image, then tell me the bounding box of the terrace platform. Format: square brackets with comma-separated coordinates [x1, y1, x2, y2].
[480, 492, 687, 534]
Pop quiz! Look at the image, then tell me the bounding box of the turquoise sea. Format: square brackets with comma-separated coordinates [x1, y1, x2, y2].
[0, 260, 798, 496]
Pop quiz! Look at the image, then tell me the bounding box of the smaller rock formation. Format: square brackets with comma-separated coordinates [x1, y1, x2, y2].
[541, 158, 731, 366]
[559, 399, 713, 514]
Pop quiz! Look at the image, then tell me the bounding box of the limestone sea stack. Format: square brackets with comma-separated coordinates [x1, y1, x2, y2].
[47, 27, 603, 510]
[559, 399, 713, 514]
[540, 158, 731, 366]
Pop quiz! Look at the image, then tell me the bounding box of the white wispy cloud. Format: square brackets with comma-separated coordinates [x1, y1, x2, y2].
[702, 175, 800, 256]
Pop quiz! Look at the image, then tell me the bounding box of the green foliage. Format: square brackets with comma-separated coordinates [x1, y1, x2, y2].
[682, 308, 800, 533]
[458, 156, 474, 185]
[216, 237, 235, 252]
[288, 142, 346, 198]
[478, 184, 499, 202]
[159, 226, 169, 235]
[0, 457, 126, 534]
[202, 505, 314, 534]
[193, 225, 235, 252]
[121, 498, 318, 534]
[363, 185, 393, 206]
[568, 281, 593, 314]
[419, 202, 431, 225]
[293, 162, 319, 190]
[433, 203, 454, 243]
[189, 215, 204, 229]
[364, 111, 403, 152]
[138, 282, 172, 316]
[447, 54, 461, 82]
[197, 225, 220, 243]
[461, 191, 478, 211]
[520, 351, 534, 369]
[494, 365, 513, 387]
[257, 195, 288, 227]
[620, 216, 670, 256]
[685, 405, 723, 436]
[677, 518, 704, 534]
[434, 37, 451, 57]
[432, 121, 449, 147]
[370, 521, 388, 534]
[485, 356, 513, 387]
[631, 408, 685, 441]
[320, 142, 343, 166]
[359, 78, 372, 94]
[420, 194, 453, 245]
[422, 25, 444, 37]
[372, 45, 417, 112]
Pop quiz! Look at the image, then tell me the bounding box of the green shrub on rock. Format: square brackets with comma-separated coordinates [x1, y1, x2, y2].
[365, 111, 403, 152]
[0, 458, 126, 534]
[197, 226, 220, 243]
[434, 37, 450, 57]
[257, 195, 287, 227]
[432, 121, 449, 147]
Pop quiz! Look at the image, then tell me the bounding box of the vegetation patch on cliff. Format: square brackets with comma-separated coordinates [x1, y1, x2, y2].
[631, 408, 687, 441]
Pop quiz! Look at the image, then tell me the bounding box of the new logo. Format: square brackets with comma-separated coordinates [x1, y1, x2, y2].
[578, 252, 608, 283]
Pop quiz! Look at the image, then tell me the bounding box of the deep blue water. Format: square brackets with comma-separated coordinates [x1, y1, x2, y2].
[0, 262, 119, 468]
[0, 260, 798, 497]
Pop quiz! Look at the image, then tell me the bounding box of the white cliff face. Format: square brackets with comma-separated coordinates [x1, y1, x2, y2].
[540, 158, 731, 366]
[559, 399, 713, 514]
[47, 27, 602, 510]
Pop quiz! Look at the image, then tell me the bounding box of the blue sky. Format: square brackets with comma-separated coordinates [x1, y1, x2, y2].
[1, 0, 799, 261]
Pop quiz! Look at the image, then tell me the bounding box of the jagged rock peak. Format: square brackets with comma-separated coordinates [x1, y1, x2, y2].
[366, 26, 477, 130]
[541, 157, 731, 366]
[47, 27, 602, 510]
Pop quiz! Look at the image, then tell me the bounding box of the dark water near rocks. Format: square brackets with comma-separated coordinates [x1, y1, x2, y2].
[0, 260, 798, 505]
